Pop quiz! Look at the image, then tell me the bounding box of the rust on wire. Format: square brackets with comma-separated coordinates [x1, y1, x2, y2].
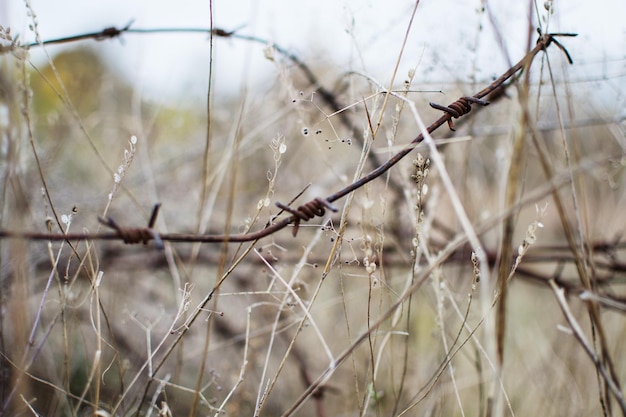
[98, 217, 152, 245]
[429, 97, 490, 131]
[275, 198, 338, 237]
[98, 203, 163, 248]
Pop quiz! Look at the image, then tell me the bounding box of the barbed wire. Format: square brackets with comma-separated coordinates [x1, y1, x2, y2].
[0, 27, 577, 247]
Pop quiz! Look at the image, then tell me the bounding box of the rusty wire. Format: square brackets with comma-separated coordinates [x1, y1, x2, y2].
[0, 30, 577, 246]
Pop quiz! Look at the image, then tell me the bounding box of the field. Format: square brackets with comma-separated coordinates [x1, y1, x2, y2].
[1, 1, 625, 416]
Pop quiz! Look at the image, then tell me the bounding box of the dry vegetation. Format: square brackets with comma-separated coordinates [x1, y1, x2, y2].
[1, 2, 625, 417]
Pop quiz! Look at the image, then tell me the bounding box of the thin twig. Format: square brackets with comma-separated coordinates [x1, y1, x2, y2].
[548, 280, 626, 414]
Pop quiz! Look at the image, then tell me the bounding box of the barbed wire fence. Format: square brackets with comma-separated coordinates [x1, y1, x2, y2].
[1, 10, 625, 417]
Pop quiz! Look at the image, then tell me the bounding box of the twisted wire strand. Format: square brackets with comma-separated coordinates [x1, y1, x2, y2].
[429, 96, 490, 131]
[98, 217, 162, 247]
[275, 198, 338, 237]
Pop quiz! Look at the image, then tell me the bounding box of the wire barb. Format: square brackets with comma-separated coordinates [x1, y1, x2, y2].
[429, 96, 490, 131]
[275, 198, 338, 237]
[98, 204, 163, 248]
[95, 20, 134, 41]
[148, 203, 161, 228]
[538, 32, 578, 64]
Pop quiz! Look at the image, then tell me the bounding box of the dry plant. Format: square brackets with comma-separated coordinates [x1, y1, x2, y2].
[0, 1, 625, 417]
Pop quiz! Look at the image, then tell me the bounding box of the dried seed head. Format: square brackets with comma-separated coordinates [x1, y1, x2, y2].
[411, 153, 430, 184]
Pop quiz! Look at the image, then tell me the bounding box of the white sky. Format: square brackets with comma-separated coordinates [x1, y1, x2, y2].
[2, 0, 625, 106]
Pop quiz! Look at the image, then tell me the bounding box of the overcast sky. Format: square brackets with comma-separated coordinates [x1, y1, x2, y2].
[2, 0, 625, 107]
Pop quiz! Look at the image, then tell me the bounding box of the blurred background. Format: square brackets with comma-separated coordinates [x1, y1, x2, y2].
[3, 0, 625, 101]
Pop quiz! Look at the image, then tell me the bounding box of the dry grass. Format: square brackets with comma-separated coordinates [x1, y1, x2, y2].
[1, 2, 625, 417]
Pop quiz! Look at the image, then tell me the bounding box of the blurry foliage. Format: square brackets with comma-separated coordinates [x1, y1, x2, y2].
[30, 48, 108, 118]
[23, 48, 208, 219]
